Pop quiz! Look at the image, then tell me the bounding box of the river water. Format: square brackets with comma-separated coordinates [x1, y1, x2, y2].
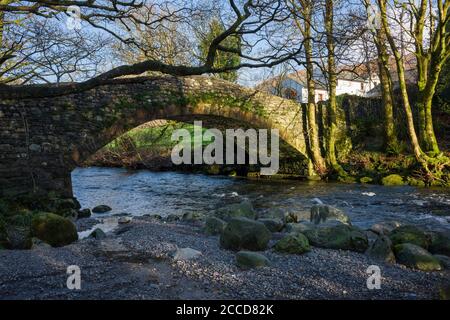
[73, 167, 450, 232]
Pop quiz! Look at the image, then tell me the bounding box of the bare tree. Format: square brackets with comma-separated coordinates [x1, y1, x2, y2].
[0, 0, 305, 98]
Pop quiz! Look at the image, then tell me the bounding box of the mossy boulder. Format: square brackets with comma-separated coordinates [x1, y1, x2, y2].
[365, 235, 396, 264]
[77, 209, 91, 219]
[434, 255, 450, 269]
[389, 225, 430, 249]
[258, 218, 284, 232]
[92, 205, 112, 214]
[182, 212, 204, 222]
[381, 174, 405, 186]
[220, 217, 271, 251]
[236, 251, 270, 270]
[204, 217, 227, 236]
[274, 233, 311, 254]
[89, 228, 106, 240]
[31, 212, 78, 247]
[304, 224, 368, 253]
[428, 232, 450, 257]
[284, 221, 316, 234]
[310, 205, 350, 225]
[215, 201, 256, 221]
[394, 243, 442, 271]
[5, 225, 32, 250]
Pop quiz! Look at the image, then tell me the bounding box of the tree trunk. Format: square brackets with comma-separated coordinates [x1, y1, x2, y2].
[324, 0, 345, 175]
[304, 17, 327, 175]
[378, 0, 427, 164]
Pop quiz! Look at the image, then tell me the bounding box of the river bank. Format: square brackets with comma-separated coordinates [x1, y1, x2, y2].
[0, 216, 449, 300]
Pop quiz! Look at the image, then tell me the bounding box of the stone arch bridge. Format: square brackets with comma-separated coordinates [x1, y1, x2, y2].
[0, 76, 309, 198]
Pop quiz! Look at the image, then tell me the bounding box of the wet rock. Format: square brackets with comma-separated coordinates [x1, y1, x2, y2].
[89, 228, 107, 240]
[370, 221, 402, 235]
[172, 247, 202, 261]
[285, 211, 310, 223]
[220, 218, 271, 251]
[77, 209, 91, 219]
[31, 237, 52, 249]
[428, 231, 450, 256]
[394, 243, 442, 271]
[92, 205, 112, 214]
[304, 224, 368, 253]
[260, 208, 288, 223]
[258, 218, 284, 233]
[434, 255, 450, 269]
[236, 251, 270, 270]
[118, 217, 132, 225]
[310, 205, 350, 225]
[31, 212, 78, 247]
[389, 225, 430, 249]
[182, 212, 204, 222]
[204, 217, 227, 236]
[166, 214, 181, 222]
[5, 225, 32, 250]
[215, 200, 256, 221]
[366, 235, 396, 264]
[381, 174, 405, 186]
[284, 222, 315, 234]
[274, 233, 311, 255]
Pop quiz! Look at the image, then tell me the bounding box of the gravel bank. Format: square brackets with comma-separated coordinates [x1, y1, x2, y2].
[0, 217, 448, 300]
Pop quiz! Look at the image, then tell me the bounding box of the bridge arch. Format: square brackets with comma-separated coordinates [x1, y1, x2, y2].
[0, 76, 308, 198]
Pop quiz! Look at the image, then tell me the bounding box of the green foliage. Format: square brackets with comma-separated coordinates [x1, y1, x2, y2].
[197, 18, 241, 83]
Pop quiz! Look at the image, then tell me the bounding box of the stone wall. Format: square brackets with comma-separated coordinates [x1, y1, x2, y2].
[0, 76, 309, 198]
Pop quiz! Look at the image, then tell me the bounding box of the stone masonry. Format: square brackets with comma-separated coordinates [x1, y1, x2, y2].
[0, 76, 308, 197]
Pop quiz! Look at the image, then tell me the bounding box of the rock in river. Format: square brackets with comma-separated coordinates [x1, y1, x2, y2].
[236, 251, 270, 270]
[428, 231, 450, 257]
[204, 217, 227, 236]
[92, 205, 112, 214]
[274, 233, 311, 255]
[303, 224, 368, 253]
[389, 225, 430, 249]
[215, 200, 256, 221]
[394, 243, 442, 271]
[220, 218, 271, 251]
[258, 218, 284, 233]
[365, 235, 396, 264]
[310, 205, 350, 225]
[89, 228, 107, 240]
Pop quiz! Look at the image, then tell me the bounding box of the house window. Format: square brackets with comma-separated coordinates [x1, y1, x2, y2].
[318, 94, 324, 101]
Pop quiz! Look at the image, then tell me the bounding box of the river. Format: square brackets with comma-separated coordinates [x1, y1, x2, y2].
[72, 167, 450, 233]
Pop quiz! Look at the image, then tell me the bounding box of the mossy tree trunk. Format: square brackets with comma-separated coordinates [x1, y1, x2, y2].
[378, 0, 426, 164]
[374, 27, 398, 153]
[304, 5, 327, 175]
[324, 0, 345, 176]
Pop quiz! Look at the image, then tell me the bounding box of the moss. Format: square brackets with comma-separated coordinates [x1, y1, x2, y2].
[360, 177, 373, 184]
[389, 225, 430, 249]
[31, 212, 78, 247]
[381, 174, 405, 186]
[407, 177, 426, 187]
[274, 233, 311, 254]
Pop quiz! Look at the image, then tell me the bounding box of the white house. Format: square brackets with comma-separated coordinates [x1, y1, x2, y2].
[257, 68, 380, 103]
